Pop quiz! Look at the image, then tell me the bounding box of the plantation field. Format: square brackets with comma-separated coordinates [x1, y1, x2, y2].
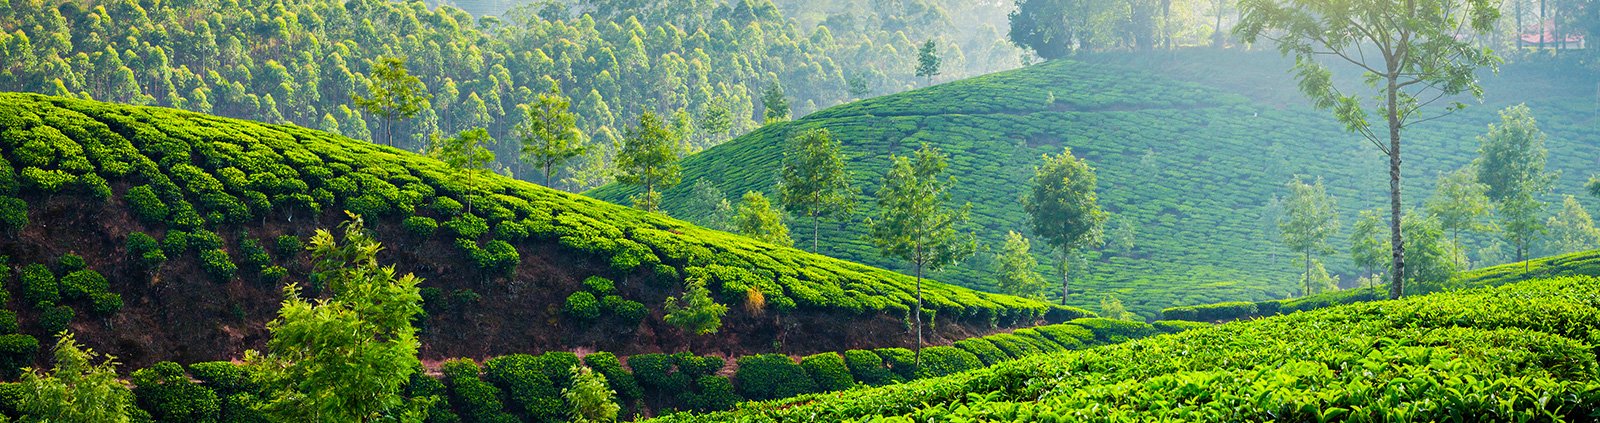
[589, 51, 1600, 319]
[0, 92, 1080, 366]
[654, 270, 1600, 421]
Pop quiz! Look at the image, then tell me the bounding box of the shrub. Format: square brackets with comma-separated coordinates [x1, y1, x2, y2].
[539, 352, 582, 387]
[442, 359, 517, 423]
[565, 365, 620, 423]
[483, 354, 561, 421]
[125, 185, 171, 222]
[672, 353, 724, 379]
[91, 292, 124, 316]
[238, 237, 271, 273]
[450, 289, 481, 308]
[0, 311, 17, 334]
[59, 269, 109, 301]
[583, 352, 642, 403]
[38, 304, 73, 336]
[274, 235, 303, 258]
[188, 230, 224, 251]
[916, 346, 984, 379]
[126, 232, 167, 269]
[20, 264, 58, 307]
[432, 196, 464, 216]
[665, 277, 727, 335]
[1255, 299, 1284, 316]
[260, 266, 288, 284]
[1159, 301, 1258, 322]
[601, 295, 647, 323]
[131, 361, 222, 423]
[564, 292, 601, 320]
[800, 352, 855, 392]
[493, 220, 529, 240]
[0, 196, 25, 232]
[953, 338, 1009, 365]
[163, 230, 190, 255]
[56, 253, 86, 272]
[199, 249, 238, 282]
[187, 361, 256, 397]
[1033, 324, 1094, 348]
[1153, 320, 1212, 333]
[685, 375, 739, 412]
[80, 173, 111, 200]
[629, 353, 689, 394]
[874, 348, 919, 381]
[403, 216, 438, 237]
[733, 354, 818, 401]
[20, 167, 74, 191]
[583, 276, 615, 294]
[843, 349, 900, 386]
[481, 239, 519, 272]
[1068, 318, 1160, 344]
[443, 213, 488, 239]
[0, 334, 39, 379]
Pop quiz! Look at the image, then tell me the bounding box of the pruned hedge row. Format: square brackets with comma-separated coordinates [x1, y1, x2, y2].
[0, 92, 1075, 329]
[659, 273, 1600, 422]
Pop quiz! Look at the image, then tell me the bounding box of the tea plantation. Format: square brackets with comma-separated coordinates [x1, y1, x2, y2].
[655, 264, 1600, 421]
[589, 51, 1600, 319]
[0, 92, 1084, 366]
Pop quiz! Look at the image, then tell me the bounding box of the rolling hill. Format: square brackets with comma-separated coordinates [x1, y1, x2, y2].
[0, 92, 1080, 369]
[589, 50, 1600, 319]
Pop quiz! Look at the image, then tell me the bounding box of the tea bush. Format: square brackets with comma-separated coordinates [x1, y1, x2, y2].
[733, 354, 818, 401]
[19, 264, 58, 307]
[843, 349, 900, 386]
[914, 346, 983, 379]
[563, 292, 601, 320]
[126, 232, 167, 269]
[799, 352, 855, 392]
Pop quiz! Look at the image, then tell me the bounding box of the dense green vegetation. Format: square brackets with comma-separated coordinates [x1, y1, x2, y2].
[0, 92, 1089, 368]
[592, 51, 1600, 319]
[654, 269, 1600, 421]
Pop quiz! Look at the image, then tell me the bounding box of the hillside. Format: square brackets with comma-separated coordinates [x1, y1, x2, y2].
[653, 267, 1600, 421]
[0, 92, 1078, 369]
[589, 51, 1600, 319]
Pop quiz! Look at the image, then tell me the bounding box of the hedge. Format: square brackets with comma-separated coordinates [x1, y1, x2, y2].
[583, 352, 642, 404]
[563, 292, 601, 320]
[482, 354, 561, 421]
[0, 334, 38, 380]
[1153, 320, 1213, 333]
[733, 354, 817, 401]
[914, 346, 983, 379]
[799, 352, 855, 392]
[1068, 318, 1160, 343]
[952, 338, 1009, 365]
[1159, 301, 1259, 322]
[842, 349, 900, 386]
[131, 361, 221, 423]
[19, 264, 58, 307]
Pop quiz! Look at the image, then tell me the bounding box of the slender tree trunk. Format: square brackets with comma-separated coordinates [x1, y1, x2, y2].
[914, 254, 924, 367]
[812, 212, 820, 251]
[1387, 75, 1406, 300]
[544, 162, 553, 188]
[1060, 249, 1071, 306]
[1303, 251, 1312, 296]
[1540, 0, 1547, 50]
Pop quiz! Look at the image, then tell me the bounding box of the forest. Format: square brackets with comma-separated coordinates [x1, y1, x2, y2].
[1, 0, 1600, 421]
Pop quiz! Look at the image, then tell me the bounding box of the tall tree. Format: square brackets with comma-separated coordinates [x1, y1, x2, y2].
[430, 128, 497, 215]
[352, 56, 429, 148]
[1424, 166, 1494, 268]
[1236, 0, 1500, 299]
[518, 80, 589, 188]
[1350, 209, 1389, 280]
[1589, 175, 1600, 198]
[616, 112, 682, 213]
[1278, 176, 1340, 297]
[1546, 195, 1600, 255]
[867, 144, 976, 365]
[733, 191, 793, 246]
[778, 128, 857, 251]
[761, 83, 791, 124]
[915, 40, 942, 85]
[16, 333, 137, 423]
[1022, 147, 1107, 305]
[246, 215, 427, 422]
[994, 230, 1047, 299]
[1397, 212, 1462, 293]
[1475, 104, 1556, 263]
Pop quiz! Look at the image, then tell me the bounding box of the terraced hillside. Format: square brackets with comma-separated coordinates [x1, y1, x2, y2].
[654, 266, 1600, 421]
[0, 93, 1079, 368]
[590, 52, 1600, 319]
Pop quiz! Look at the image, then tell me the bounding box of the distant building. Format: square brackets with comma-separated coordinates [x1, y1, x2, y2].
[1521, 20, 1586, 50]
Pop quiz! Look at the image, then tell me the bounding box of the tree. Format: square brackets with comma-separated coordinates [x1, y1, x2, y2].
[519, 80, 589, 188]
[664, 276, 728, 336]
[1099, 295, 1134, 321]
[564, 365, 619, 423]
[1350, 209, 1389, 280]
[352, 56, 429, 148]
[246, 215, 428, 422]
[1299, 258, 1338, 295]
[430, 128, 496, 215]
[1278, 176, 1340, 297]
[616, 112, 682, 213]
[915, 40, 941, 85]
[1397, 212, 1462, 293]
[1546, 195, 1600, 255]
[1588, 175, 1600, 198]
[1022, 147, 1106, 305]
[1236, 0, 1500, 299]
[1475, 104, 1556, 263]
[778, 128, 856, 251]
[867, 144, 977, 365]
[761, 83, 790, 124]
[733, 191, 792, 246]
[686, 180, 733, 231]
[993, 231, 1046, 300]
[1424, 166, 1494, 269]
[16, 333, 137, 423]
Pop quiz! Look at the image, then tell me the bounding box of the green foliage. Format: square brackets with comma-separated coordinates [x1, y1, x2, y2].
[684, 376, 738, 413]
[405, 216, 439, 237]
[1152, 320, 1213, 333]
[733, 354, 818, 402]
[664, 277, 727, 336]
[953, 338, 1010, 365]
[443, 214, 488, 239]
[1023, 147, 1106, 302]
[1097, 295, 1135, 321]
[131, 362, 221, 423]
[0, 196, 25, 232]
[600, 296, 647, 323]
[482, 354, 561, 421]
[1546, 195, 1600, 255]
[1279, 176, 1340, 297]
[993, 231, 1046, 300]
[733, 191, 791, 246]
[199, 249, 237, 283]
[353, 56, 430, 147]
[162, 231, 190, 256]
[59, 269, 108, 301]
[842, 350, 901, 386]
[582, 276, 615, 295]
[90, 292, 124, 316]
[15, 333, 137, 422]
[873, 348, 919, 382]
[519, 81, 590, 188]
[57, 254, 86, 273]
[868, 143, 977, 359]
[913, 346, 981, 379]
[1068, 317, 1159, 344]
[778, 128, 856, 250]
[0, 334, 39, 380]
[274, 236, 303, 259]
[440, 359, 515, 423]
[563, 365, 619, 423]
[761, 84, 791, 124]
[238, 237, 271, 274]
[564, 292, 602, 321]
[617, 112, 682, 212]
[582, 352, 642, 404]
[20, 264, 58, 307]
[245, 216, 426, 422]
[126, 232, 167, 269]
[915, 40, 942, 82]
[1160, 301, 1258, 322]
[0, 311, 18, 335]
[799, 352, 855, 392]
[430, 128, 496, 214]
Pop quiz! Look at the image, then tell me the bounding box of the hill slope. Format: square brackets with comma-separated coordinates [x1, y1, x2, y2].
[590, 51, 1600, 319]
[655, 265, 1600, 421]
[0, 92, 1076, 368]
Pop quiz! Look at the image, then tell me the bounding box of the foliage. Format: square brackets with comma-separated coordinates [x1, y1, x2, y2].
[0, 196, 25, 232]
[733, 354, 817, 401]
[482, 354, 561, 421]
[1475, 104, 1555, 263]
[1546, 195, 1600, 255]
[778, 128, 856, 250]
[799, 352, 855, 392]
[1160, 301, 1258, 322]
[1023, 147, 1106, 302]
[1279, 176, 1339, 297]
[15, 333, 137, 423]
[0, 334, 39, 380]
[732, 191, 791, 246]
[199, 249, 237, 283]
[842, 350, 901, 386]
[403, 216, 440, 237]
[1425, 165, 1495, 261]
[664, 277, 728, 336]
[915, 40, 942, 83]
[352, 56, 429, 147]
[245, 216, 426, 422]
[126, 232, 167, 269]
[1349, 209, 1389, 278]
[913, 346, 981, 379]
[617, 112, 683, 212]
[59, 269, 108, 301]
[760, 84, 791, 124]
[519, 81, 589, 188]
[564, 292, 602, 321]
[993, 231, 1046, 300]
[430, 128, 496, 214]
[125, 185, 167, 224]
[131, 362, 221, 423]
[19, 263, 58, 307]
[583, 352, 642, 404]
[564, 365, 619, 423]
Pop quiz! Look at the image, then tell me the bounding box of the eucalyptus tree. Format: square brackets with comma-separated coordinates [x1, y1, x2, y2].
[734, 191, 793, 246]
[1475, 105, 1556, 264]
[1236, 0, 1501, 299]
[616, 112, 683, 213]
[1279, 176, 1340, 297]
[1023, 147, 1106, 305]
[431, 128, 497, 215]
[1424, 166, 1494, 268]
[916, 40, 942, 85]
[779, 128, 857, 250]
[994, 231, 1047, 300]
[519, 81, 589, 189]
[353, 56, 430, 148]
